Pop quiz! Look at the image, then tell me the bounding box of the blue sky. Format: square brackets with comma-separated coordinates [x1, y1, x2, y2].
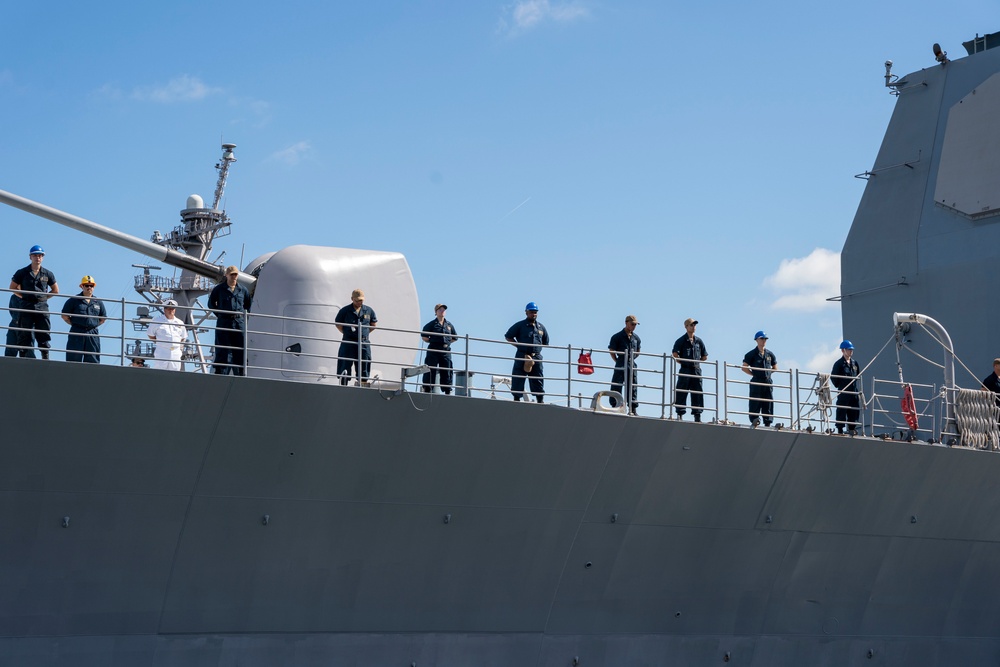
[1, 1, 995, 383]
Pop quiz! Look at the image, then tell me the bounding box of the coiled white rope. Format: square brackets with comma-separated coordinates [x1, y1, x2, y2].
[954, 388, 1000, 450]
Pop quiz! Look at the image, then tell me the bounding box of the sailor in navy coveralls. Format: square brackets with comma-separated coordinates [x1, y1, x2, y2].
[608, 314, 641, 414]
[505, 302, 549, 402]
[983, 358, 1000, 425]
[421, 304, 458, 394]
[9, 245, 59, 359]
[208, 265, 253, 376]
[672, 317, 708, 421]
[5, 294, 34, 358]
[60, 275, 107, 363]
[742, 331, 777, 427]
[831, 340, 861, 434]
[335, 288, 378, 386]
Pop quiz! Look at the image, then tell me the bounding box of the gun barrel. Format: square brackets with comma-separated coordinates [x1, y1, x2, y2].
[0, 188, 251, 286]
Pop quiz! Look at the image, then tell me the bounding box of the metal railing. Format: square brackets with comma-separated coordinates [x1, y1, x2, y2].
[1, 287, 993, 444]
[870, 377, 938, 441]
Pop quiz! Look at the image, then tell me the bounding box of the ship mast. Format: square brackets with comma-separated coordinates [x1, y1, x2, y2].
[131, 143, 239, 370]
[212, 143, 237, 211]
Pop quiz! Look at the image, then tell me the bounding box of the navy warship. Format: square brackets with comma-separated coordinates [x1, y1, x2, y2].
[4, 30, 1000, 667]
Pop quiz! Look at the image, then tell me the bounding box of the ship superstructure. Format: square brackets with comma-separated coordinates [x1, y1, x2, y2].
[841, 30, 1000, 399]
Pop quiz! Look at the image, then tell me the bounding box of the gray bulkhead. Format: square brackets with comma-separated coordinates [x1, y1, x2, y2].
[842, 43, 1000, 390]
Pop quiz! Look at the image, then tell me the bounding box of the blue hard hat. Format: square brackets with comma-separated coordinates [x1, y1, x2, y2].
[29, 245, 45, 255]
[525, 301, 539, 311]
[754, 330, 768, 340]
[840, 340, 854, 350]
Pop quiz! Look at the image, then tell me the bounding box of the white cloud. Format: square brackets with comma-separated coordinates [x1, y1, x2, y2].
[803, 345, 843, 374]
[107, 75, 223, 103]
[498, 0, 590, 35]
[96, 77, 269, 128]
[229, 98, 272, 128]
[267, 141, 312, 167]
[94, 82, 124, 100]
[764, 248, 841, 312]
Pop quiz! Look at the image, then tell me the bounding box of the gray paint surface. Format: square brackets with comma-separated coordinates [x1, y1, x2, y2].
[4, 356, 1000, 665]
[842, 44, 1000, 394]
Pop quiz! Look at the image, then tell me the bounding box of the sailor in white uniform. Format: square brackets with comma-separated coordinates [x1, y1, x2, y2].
[146, 299, 186, 371]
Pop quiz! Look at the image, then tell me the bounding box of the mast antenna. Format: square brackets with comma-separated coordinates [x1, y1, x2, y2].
[213, 143, 237, 211]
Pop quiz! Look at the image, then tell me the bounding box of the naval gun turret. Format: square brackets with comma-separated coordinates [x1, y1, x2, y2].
[0, 145, 421, 384]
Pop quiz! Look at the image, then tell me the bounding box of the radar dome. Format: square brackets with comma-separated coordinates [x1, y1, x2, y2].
[186, 194, 205, 209]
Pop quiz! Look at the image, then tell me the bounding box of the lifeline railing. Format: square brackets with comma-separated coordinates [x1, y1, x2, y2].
[0, 288, 990, 443]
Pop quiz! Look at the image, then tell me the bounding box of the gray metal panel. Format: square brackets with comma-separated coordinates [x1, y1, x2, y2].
[3, 632, 1000, 667]
[159, 498, 582, 633]
[0, 491, 186, 636]
[546, 524, 793, 635]
[942, 539, 1000, 637]
[762, 530, 894, 636]
[0, 359, 225, 496]
[859, 536, 975, 636]
[759, 530, 999, 639]
[841, 68, 942, 288]
[932, 72, 1000, 219]
[763, 435, 1000, 541]
[538, 634, 754, 667]
[0, 633, 546, 667]
[193, 384, 623, 510]
[749, 636, 1000, 667]
[583, 421, 793, 528]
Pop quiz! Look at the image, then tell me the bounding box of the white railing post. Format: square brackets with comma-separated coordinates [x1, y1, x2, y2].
[120, 297, 126, 366]
[243, 310, 249, 376]
[464, 334, 470, 397]
[722, 363, 729, 423]
[792, 368, 800, 430]
[567, 344, 572, 407]
[661, 354, 668, 419]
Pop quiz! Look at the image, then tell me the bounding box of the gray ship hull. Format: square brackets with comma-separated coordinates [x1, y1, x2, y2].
[4, 357, 1000, 666]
